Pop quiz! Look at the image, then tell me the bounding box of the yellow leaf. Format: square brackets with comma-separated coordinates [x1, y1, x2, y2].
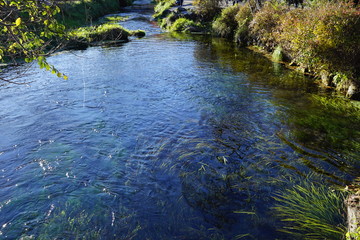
[15, 18, 22, 27]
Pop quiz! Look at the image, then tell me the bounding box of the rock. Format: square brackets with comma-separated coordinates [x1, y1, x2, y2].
[182, 11, 197, 21]
[347, 82, 360, 100]
[177, 7, 187, 12]
[186, 25, 204, 33]
[346, 194, 360, 239]
[63, 39, 89, 50]
[161, 9, 172, 17]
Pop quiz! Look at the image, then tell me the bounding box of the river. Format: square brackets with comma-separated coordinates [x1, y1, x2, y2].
[0, 5, 359, 240]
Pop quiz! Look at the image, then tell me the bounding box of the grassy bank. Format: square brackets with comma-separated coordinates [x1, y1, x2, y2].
[58, 0, 131, 28]
[154, 0, 360, 99]
[212, 0, 360, 99]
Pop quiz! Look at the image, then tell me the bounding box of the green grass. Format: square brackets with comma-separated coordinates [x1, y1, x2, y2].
[169, 18, 202, 33]
[58, 0, 124, 28]
[70, 23, 130, 42]
[153, 0, 176, 19]
[274, 180, 347, 239]
[69, 22, 145, 45]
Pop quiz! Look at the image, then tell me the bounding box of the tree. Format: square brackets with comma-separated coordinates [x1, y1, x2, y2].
[0, 0, 67, 83]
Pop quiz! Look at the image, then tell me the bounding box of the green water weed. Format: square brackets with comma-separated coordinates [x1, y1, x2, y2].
[274, 180, 346, 239]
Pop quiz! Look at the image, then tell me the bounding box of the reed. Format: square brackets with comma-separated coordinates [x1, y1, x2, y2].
[274, 180, 347, 239]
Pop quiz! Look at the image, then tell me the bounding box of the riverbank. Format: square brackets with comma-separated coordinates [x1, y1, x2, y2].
[154, 0, 360, 99]
[0, 0, 144, 80]
[57, 0, 128, 28]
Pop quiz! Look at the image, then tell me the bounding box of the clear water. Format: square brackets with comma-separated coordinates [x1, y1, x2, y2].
[0, 11, 359, 240]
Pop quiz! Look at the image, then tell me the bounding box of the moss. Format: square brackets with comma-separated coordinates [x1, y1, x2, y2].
[70, 23, 130, 42]
[160, 12, 178, 29]
[132, 30, 146, 38]
[102, 15, 129, 23]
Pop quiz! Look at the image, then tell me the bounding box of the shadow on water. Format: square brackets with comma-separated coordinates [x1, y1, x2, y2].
[0, 25, 359, 240]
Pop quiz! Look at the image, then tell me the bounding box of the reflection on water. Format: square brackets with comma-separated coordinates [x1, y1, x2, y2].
[0, 21, 359, 239]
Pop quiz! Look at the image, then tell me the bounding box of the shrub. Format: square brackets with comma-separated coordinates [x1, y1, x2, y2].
[276, 1, 360, 89]
[169, 18, 202, 32]
[194, 0, 222, 22]
[212, 5, 240, 38]
[234, 3, 253, 45]
[249, 0, 287, 50]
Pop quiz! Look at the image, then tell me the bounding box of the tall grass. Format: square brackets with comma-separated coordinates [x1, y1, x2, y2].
[153, 0, 176, 19]
[58, 0, 124, 28]
[274, 180, 347, 239]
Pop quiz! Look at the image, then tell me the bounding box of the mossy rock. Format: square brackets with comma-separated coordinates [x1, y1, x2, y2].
[132, 30, 146, 38]
[66, 23, 132, 50]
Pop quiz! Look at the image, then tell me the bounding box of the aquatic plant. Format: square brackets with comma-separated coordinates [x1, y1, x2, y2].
[284, 94, 360, 155]
[272, 46, 283, 62]
[274, 180, 346, 239]
[36, 197, 141, 240]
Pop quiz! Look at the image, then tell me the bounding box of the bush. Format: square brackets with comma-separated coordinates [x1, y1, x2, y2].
[212, 5, 240, 38]
[169, 18, 202, 32]
[194, 0, 222, 22]
[249, 0, 287, 50]
[234, 3, 253, 45]
[275, 1, 360, 89]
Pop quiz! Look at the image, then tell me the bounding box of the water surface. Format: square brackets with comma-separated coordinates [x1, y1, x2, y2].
[0, 13, 359, 240]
